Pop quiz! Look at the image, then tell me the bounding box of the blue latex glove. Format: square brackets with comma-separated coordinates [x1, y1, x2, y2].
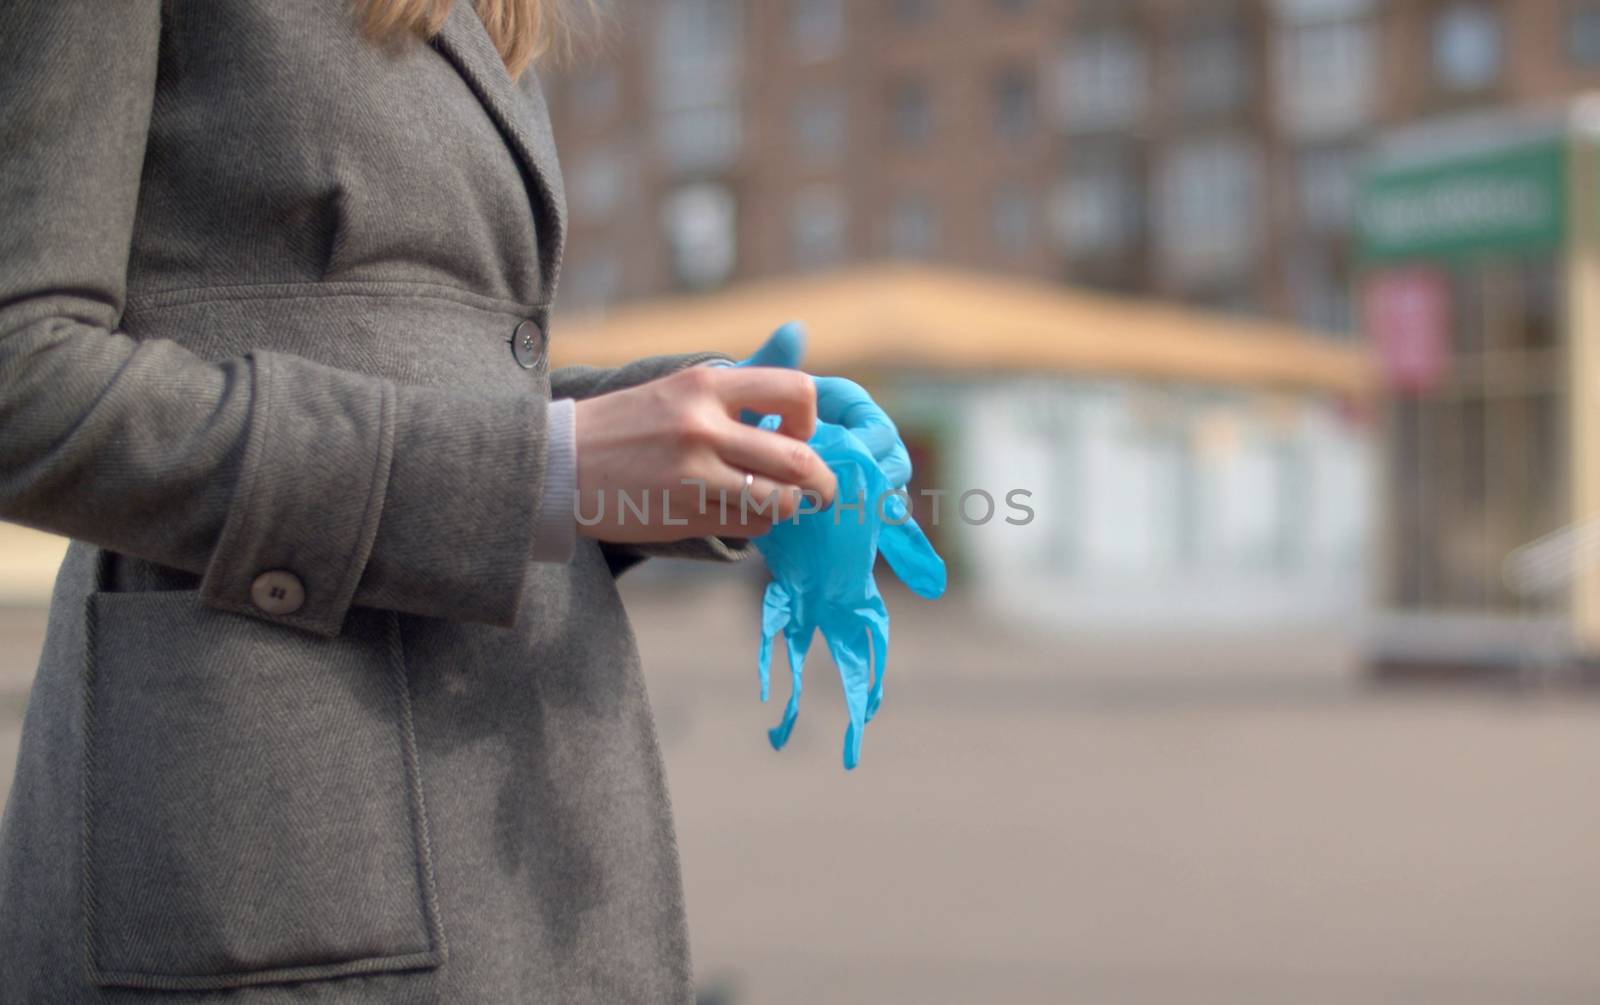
[731, 320, 807, 370]
[753, 419, 947, 770]
[812, 375, 913, 490]
[734, 322, 914, 490]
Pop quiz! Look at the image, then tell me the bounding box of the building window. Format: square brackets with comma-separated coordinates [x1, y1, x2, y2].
[570, 147, 626, 223]
[1570, 2, 1600, 65]
[1052, 143, 1141, 256]
[1274, 13, 1375, 139]
[888, 195, 938, 257]
[1431, 2, 1503, 92]
[891, 0, 936, 26]
[889, 79, 935, 146]
[1157, 137, 1261, 284]
[654, 0, 743, 174]
[790, 0, 844, 62]
[1288, 243, 1354, 336]
[662, 183, 737, 290]
[790, 186, 848, 268]
[655, 107, 741, 174]
[568, 254, 622, 309]
[569, 66, 621, 124]
[992, 66, 1036, 141]
[1296, 145, 1359, 233]
[1058, 25, 1148, 132]
[991, 184, 1034, 253]
[1180, 12, 1250, 116]
[791, 89, 848, 167]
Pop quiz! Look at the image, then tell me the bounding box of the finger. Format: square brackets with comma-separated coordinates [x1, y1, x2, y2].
[742, 321, 807, 369]
[708, 367, 818, 441]
[703, 472, 788, 531]
[713, 420, 837, 507]
[690, 457, 811, 531]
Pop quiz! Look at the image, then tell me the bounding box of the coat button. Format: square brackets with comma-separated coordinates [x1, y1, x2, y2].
[250, 570, 306, 616]
[511, 319, 547, 370]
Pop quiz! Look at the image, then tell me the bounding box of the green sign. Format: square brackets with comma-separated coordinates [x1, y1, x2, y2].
[1359, 140, 1566, 263]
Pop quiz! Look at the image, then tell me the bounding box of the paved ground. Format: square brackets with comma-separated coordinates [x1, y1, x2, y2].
[4, 569, 1600, 1003]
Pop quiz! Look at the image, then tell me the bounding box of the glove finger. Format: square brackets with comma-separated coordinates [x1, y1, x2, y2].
[863, 599, 889, 723]
[742, 321, 807, 369]
[813, 377, 897, 432]
[852, 425, 913, 488]
[769, 629, 811, 751]
[826, 624, 873, 722]
[770, 687, 802, 751]
[824, 623, 873, 770]
[814, 378, 912, 486]
[758, 582, 791, 703]
[758, 635, 773, 703]
[880, 515, 947, 600]
[843, 719, 862, 771]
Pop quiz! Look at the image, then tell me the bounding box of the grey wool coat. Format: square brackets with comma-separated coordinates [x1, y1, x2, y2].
[0, 2, 746, 1002]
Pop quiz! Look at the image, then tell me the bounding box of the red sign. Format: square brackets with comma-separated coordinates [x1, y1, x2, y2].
[1364, 268, 1452, 393]
[1363, 268, 1452, 395]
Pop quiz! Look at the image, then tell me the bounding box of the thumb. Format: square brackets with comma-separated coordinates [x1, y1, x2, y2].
[742, 321, 807, 369]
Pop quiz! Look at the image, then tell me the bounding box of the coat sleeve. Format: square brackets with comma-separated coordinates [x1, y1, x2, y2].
[549, 352, 731, 401]
[0, 1, 555, 637]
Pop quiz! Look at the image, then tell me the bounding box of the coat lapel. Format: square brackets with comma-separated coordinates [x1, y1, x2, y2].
[431, 2, 567, 296]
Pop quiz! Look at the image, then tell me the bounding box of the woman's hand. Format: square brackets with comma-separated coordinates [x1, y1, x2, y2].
[572, 365, 838, 543]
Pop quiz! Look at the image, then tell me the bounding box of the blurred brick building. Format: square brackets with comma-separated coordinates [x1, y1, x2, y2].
[542, 0, 1600, 335]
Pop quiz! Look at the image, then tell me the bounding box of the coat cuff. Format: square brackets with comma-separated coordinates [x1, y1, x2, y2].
[198, 350, 395, 636]
[199, 349, 548, 636]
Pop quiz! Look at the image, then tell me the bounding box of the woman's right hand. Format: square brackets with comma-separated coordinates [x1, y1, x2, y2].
[571, 364, 838, 543]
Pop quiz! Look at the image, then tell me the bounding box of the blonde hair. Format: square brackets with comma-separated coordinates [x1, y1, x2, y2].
[356, 0, 589, 79]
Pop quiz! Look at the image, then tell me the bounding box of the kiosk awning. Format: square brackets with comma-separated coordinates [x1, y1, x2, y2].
[553, 264, 1375, 397]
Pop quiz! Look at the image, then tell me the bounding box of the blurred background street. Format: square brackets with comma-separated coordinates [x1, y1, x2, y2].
[13, 0, 1600, 1000]
[637, 574, 1600, 1004]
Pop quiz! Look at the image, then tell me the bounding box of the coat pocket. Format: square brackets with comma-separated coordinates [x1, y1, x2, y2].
[81, 590, 446, 991]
